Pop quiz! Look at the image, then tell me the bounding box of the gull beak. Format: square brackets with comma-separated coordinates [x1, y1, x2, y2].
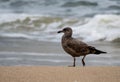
[57, 30, 63, 33]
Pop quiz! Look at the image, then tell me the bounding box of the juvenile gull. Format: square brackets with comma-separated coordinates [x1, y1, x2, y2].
[58, 27, 107, 67]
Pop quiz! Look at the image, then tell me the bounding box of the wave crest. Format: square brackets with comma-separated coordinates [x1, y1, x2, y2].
[74, 14, 120, 42]
[0, 14, 120, 42]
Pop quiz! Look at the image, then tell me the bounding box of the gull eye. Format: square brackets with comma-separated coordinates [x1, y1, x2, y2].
[63, 29, 67, 31]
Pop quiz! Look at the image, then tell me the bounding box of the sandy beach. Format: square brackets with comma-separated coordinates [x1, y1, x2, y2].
[0, 66, 120, 82]
[0, 0, 120, 82]
[0, 38, 120, 82]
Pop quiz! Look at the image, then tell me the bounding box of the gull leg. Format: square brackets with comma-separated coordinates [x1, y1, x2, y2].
[69, 57, 76, 67]
[73, 57, 76, 67]
[82, 55, 86, 66]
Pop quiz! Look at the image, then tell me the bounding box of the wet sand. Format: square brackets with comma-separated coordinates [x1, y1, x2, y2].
[0, 38, 120, 66]
[0, 66, 120, 82]
[0, 38, 120, 82]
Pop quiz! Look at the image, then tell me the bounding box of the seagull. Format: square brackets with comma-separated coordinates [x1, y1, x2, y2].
[58, 27, 107, 67]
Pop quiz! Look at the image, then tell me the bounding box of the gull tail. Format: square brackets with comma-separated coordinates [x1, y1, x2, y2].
[94, 49, 107, 54]
[88, 46, 107, 55]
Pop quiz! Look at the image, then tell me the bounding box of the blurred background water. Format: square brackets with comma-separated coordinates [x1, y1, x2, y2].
[0, 0, 120, 66]
[0, 0, 120, 42]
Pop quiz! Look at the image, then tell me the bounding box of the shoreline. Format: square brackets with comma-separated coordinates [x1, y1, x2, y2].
[0, 38, 120, 66]
[0, 66, 120, 82]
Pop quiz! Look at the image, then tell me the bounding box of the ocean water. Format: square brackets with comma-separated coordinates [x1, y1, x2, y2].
[0, 0, 120, 66]
[0, 0, 120, 42]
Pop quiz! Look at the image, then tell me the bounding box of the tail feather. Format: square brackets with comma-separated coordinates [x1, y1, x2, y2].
[88, 46, 107, 55]
[94, 49, 107, 54]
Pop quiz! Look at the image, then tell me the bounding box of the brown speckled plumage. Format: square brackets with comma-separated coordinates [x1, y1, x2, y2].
[58, 27, 107, 67]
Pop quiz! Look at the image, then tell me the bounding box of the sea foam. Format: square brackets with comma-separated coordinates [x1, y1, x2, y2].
[73, 14, 120, 42]
[0, 14, 120, 42]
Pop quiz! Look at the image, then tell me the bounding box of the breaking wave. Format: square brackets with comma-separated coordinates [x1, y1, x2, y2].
[0, 14, 120, 42]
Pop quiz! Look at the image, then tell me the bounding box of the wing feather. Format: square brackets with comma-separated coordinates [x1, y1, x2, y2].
[66, 38, 90, 55]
